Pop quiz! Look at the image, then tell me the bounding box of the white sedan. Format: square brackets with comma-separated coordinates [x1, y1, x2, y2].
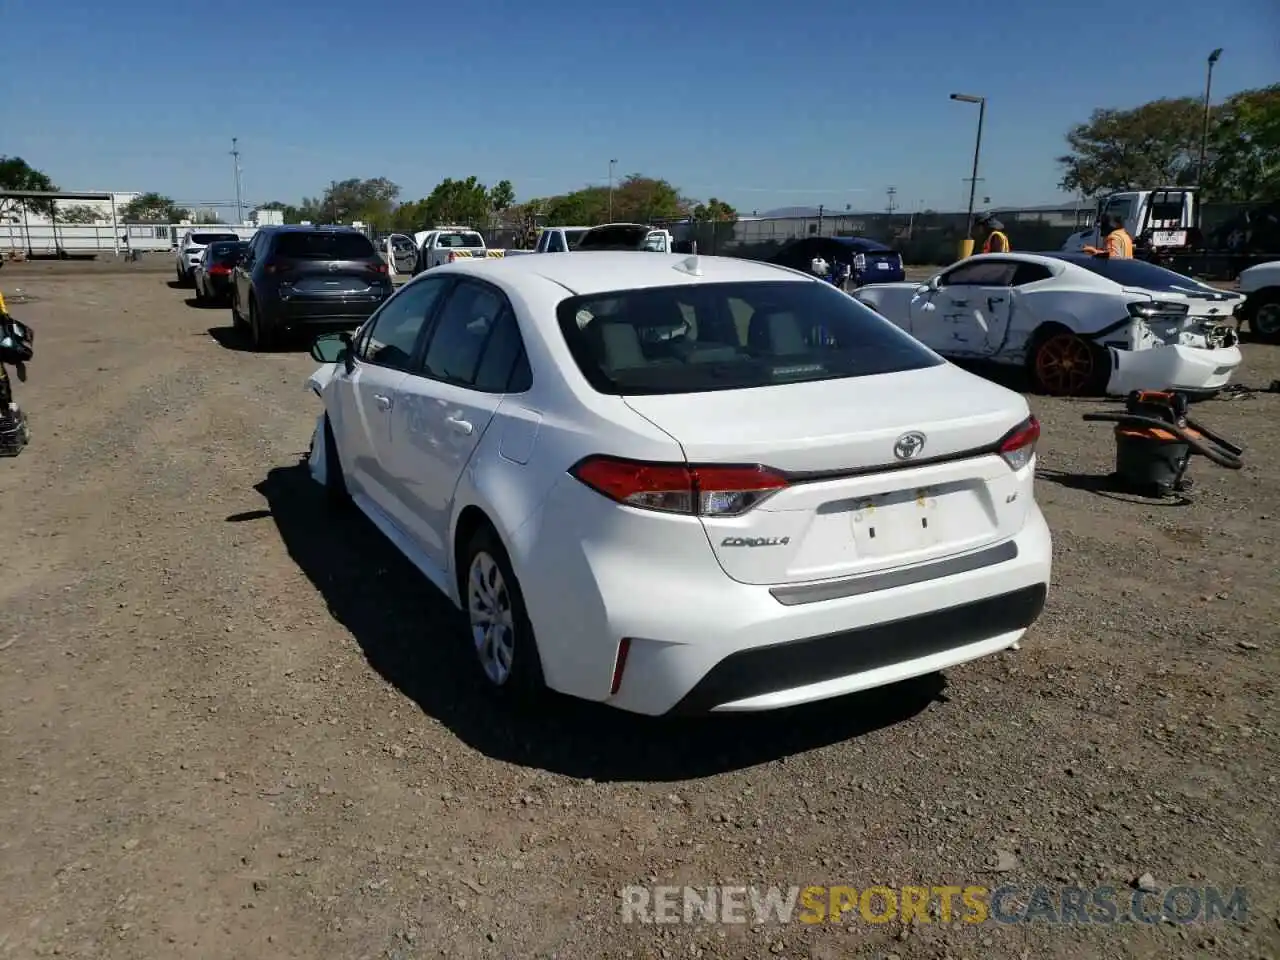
[854, 252, 1244, 397]
[303, 253, 1052, 716]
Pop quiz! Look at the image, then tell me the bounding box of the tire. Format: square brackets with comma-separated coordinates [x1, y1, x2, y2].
[193, 276, 206, 303]
[322, 415, 351, 510]
[1244, 291, 1280, 344]
[461, 524, 545, 703]
[248, 298, 275, 351]
[176, 264, 184, 285]
[1029, 328, 1109, 397]
[230, 291, 246, 330]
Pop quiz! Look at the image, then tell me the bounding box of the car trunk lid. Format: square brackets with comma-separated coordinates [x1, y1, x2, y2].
[276, 258, 382, 296]
[621, 364, 1035, 586]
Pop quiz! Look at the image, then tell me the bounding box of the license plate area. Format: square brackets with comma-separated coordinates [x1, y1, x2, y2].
[1151, 230, 1187, 247]
[294, 277, 371, 294]
[848, 482, 988, 560]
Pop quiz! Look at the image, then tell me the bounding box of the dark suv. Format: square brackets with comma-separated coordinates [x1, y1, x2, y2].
[230, 226, 393, 350]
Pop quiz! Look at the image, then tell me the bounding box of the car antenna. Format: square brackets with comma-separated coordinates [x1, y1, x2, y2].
[673, 254, 702, 277]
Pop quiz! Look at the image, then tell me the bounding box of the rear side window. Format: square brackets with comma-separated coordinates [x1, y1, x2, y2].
[421, 281, 506, 384]
[577, 225, 649, 250]
[192, 233, 238, 245]
[941, 260, 1019, 286]
[556, 280, 942, 396]
[209, 242, 246, 262]
[436, 232, 485, 248]
[273, 231, 377, 260]
[1058, 256, 1216, 292]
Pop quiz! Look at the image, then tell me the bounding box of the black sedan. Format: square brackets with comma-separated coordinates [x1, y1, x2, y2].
[768, 236, 905, 287]
[193, 240, 249, 304]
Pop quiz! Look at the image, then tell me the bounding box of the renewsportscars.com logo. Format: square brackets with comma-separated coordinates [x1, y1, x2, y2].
[620, 884, 1249, 926]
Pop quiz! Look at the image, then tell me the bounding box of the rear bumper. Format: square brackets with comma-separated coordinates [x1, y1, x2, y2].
[269, 295, 388, 324]
[204, 276, 233, 297]
[1106, 344, 1242, 396]
[518, 477, 1053, 716]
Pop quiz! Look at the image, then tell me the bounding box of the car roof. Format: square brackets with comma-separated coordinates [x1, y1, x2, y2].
[825, 236, 894, 252]
[265, 224, 366, 234]
[438, 251, 812, 295]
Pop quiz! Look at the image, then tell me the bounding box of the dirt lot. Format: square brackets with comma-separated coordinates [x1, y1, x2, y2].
[1, 259, 1278, 960]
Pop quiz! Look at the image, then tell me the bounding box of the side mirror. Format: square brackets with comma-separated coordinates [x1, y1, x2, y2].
[310, 330, 352, 366]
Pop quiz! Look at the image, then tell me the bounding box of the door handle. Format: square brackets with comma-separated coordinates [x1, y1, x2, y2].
[445, 414, 474, 435]
[988, 297, 1005, 306]
[950, 298, 969, 306]
[373, 394, 392, 411]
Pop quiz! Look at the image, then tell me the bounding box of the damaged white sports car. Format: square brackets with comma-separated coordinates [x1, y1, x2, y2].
[853, 252, 1244, 397]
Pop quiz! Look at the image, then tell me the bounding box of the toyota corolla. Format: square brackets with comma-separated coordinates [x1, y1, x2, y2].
[304, 252, 1052, 715]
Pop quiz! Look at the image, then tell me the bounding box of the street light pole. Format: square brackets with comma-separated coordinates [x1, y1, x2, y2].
[608, 159, 617, 221]
[230, 137, 243, 224]
[950, 93, 986, 244]
[1198, 48, 1223, 187]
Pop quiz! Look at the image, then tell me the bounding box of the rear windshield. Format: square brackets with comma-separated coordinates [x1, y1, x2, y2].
[1055, 255, 1218, 293]
[576, 225, 650, 250]
[208, 241, 246, 261]
[556, 280, 942, 396]
[274, 231, 377, 260]
[192, 233, 238, 245]
[436, 232, 485, 248]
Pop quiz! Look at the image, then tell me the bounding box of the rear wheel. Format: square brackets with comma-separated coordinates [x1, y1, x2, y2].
[1030, 328, 1108, 397]
[193, 276, 206, 303]
[1245, 291, 1280, 344]
[462, 525, 545, 703]
[248, 298, 276, 351]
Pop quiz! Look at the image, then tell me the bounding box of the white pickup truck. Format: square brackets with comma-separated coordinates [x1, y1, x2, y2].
[1062, 188, 1196, 255]
[506, 226, 590, 256]
[413, 227, 506, 273]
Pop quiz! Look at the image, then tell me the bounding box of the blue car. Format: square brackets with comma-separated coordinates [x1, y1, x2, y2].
[767, 236, 906, 286]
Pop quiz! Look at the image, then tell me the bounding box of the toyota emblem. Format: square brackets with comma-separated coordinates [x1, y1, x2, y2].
[893, 432, 926, 460]
[328, 262, 340, 272]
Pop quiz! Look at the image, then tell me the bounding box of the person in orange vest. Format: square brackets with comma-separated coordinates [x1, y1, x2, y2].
[1083, 214, 1134, 259]
[977, 215, 1010, 253]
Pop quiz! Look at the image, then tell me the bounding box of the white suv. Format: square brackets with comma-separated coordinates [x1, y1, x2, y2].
[175, 230, 241, 286]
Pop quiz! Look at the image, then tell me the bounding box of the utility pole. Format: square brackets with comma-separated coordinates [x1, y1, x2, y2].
[230, 138, 243, 224]
[817, 204, 825, 234]
[886, 186, 898, 215]
[608, 159, 617, 221]
[329, 180, 337, 225]
[1198, 48, 1223, 187]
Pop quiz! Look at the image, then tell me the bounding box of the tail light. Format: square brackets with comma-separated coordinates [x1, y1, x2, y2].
[1128, 300, 1189, 319]
[447, 251, 457, 263]
[570, 455, 788, 517]
[209, 263, 231, 276]
[369, 261, 388, 274]
[610, 638, 631, 695]
[997, 416, 1040, 470]
[262, 261, 276, 274]
[854, 253, 867, 270]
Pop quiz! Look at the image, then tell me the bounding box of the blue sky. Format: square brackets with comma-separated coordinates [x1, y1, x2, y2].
[2, 0, 1277, 215]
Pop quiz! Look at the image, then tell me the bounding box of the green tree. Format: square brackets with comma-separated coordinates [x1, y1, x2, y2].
[54, 204, 102, 223]
[1207, 83, 1280, 200]
[0, 156, 58, 218]
[611, 174, 688, 221]
[487, 179, 516, 213]
[421, 177, 493, 225]
[691, 197, 738, 221]
[120, 192, 190, 222]
[319, 177, 401, 228]
[1057, 97, 1205, 196]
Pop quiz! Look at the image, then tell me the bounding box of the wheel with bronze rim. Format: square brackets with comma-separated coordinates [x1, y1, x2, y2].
[1029, 328, 1107, 397]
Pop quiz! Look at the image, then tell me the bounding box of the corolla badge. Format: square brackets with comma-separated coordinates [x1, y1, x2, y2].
[893, 431, 926, 460]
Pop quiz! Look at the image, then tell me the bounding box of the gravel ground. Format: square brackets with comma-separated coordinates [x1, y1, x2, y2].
[1, 262, 1278, 960]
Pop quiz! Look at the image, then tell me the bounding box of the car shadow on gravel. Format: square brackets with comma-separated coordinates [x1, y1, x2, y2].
[252, 462, 946, 782]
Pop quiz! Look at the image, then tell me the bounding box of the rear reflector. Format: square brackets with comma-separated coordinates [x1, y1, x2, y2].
[570, 455, 788, 517]
[998, 416, 1040, 470]
[610, 638, 631, 695]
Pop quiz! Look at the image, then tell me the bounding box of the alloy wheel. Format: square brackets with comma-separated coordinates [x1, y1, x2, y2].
[467, 551, 515, 686]
[1034, 332, 1097, 396]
